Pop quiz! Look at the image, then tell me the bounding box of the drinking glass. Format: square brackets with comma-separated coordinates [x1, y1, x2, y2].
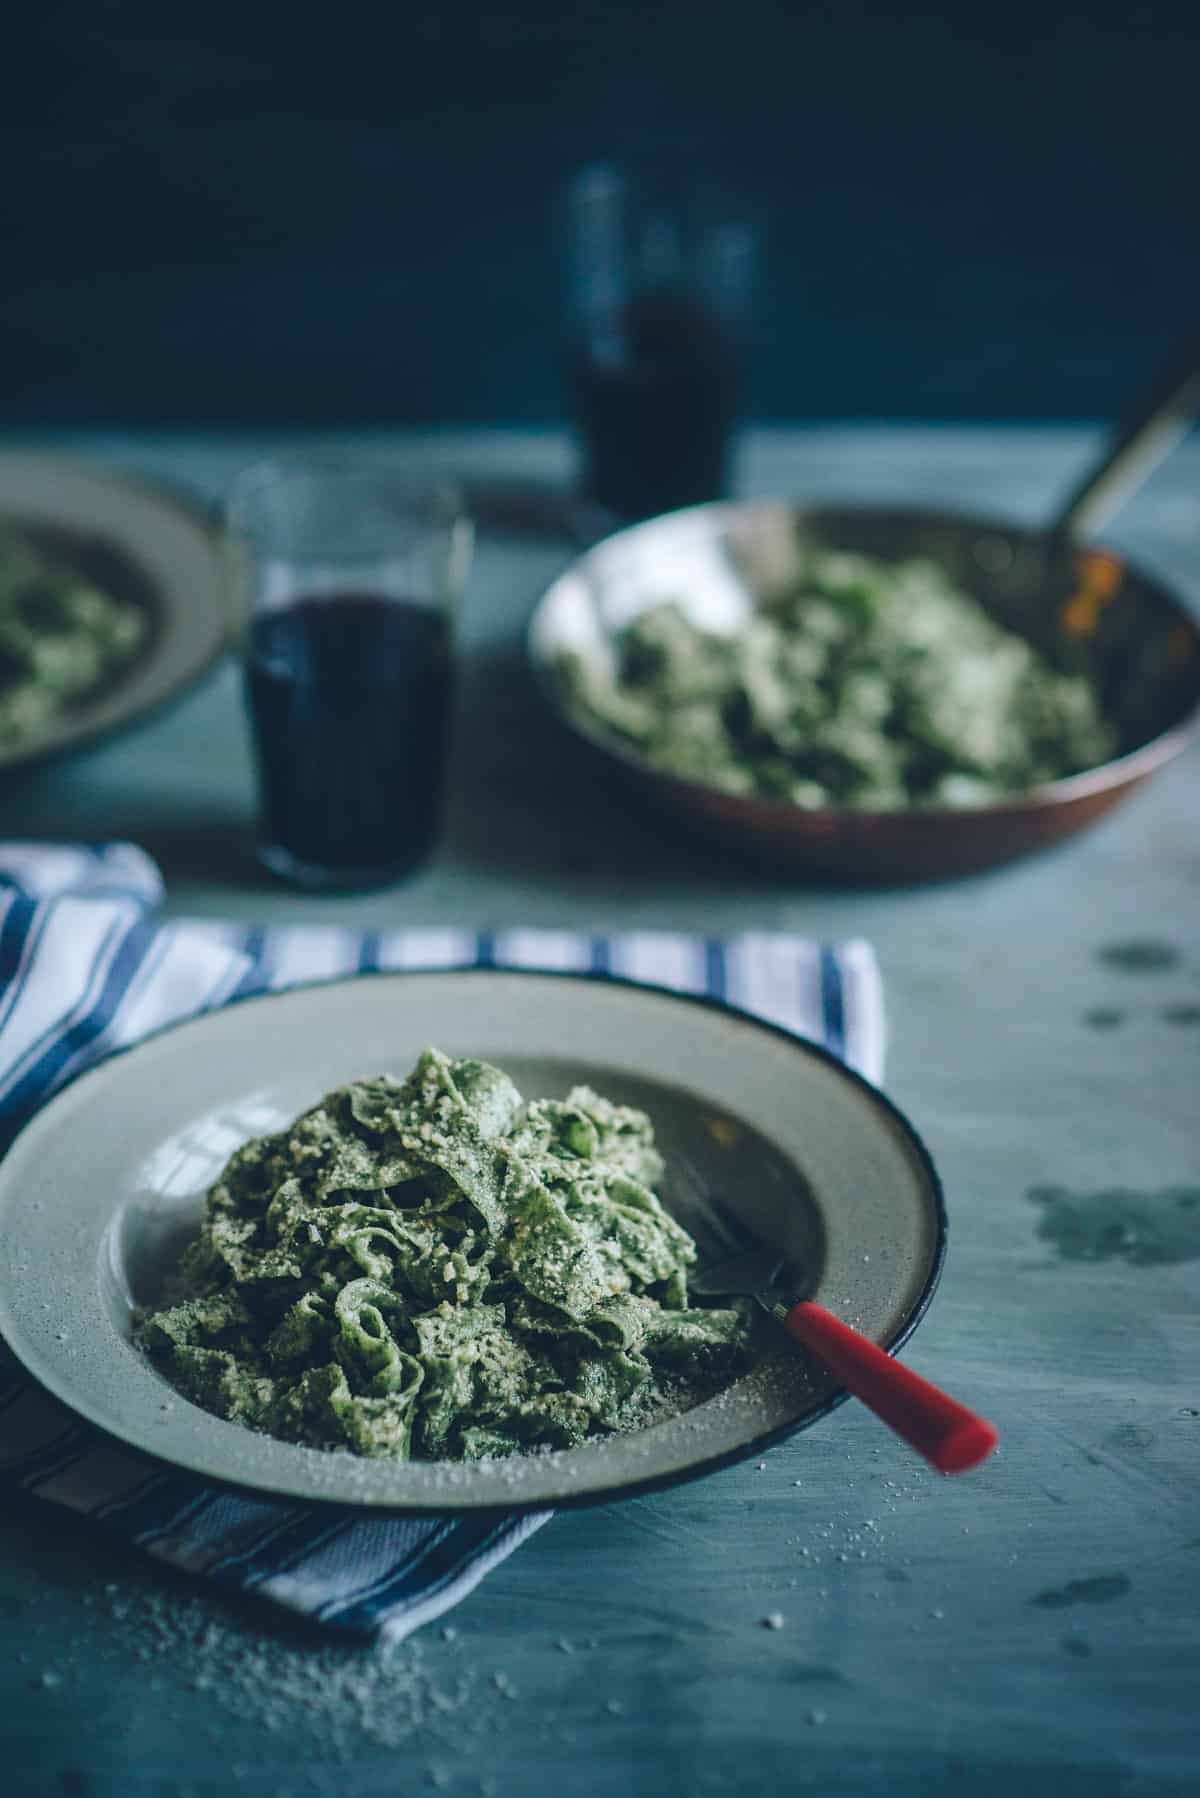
[563, 162, 758, 523]
[226, 460, 471, 891]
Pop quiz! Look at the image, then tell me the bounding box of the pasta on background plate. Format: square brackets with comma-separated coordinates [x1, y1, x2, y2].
[0, 529, 147, 748]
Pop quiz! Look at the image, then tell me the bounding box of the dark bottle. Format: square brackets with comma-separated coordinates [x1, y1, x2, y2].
[567, 287, 743, 523]
[245, 595, 452, 890]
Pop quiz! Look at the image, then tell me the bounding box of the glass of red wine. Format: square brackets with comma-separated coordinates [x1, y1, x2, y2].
[563, 162, 758, 524]
[227, 461, 471, 891]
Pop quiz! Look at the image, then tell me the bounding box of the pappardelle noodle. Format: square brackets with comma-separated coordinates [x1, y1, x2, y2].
[138, 1049, 755, 1461]
[559, 548, 1115, 809]
[0, 529, 148, 750]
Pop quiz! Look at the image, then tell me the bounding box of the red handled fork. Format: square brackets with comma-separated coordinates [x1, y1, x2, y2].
[690, 1202, 997, 1474]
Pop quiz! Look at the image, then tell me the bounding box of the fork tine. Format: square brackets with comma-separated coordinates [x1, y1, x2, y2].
[709, 1199, 766, 1255]
[689, 1198, 739, 1257]
[666, 1152, 773, 1270]
[668, 1152, 738, 1255]
[684, 1209, 728, 1266]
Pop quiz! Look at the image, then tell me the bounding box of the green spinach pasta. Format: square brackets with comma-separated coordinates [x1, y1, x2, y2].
[138, 1048, 754, 1461]
[559, 549, 1114, 808]
[0, 529, 148, 749]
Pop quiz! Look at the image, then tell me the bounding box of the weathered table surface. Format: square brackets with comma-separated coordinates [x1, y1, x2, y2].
[1, 428, 1197, 1798]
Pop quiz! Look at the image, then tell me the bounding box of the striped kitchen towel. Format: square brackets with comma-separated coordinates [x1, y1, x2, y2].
[0, 841, 885, 1641]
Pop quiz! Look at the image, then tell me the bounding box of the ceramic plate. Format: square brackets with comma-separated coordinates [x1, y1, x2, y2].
[0, 971, 945, 1511]
[0, 449, 228, 771]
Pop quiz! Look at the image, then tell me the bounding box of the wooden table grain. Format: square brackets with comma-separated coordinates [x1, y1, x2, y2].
[1, 428, 1197, 1798]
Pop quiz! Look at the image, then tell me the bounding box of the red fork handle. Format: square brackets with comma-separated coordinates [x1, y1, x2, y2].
[782, 1301, 998, 1474]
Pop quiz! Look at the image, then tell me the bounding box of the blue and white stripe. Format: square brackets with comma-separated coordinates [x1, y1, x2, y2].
[0, 841, 884, 1641]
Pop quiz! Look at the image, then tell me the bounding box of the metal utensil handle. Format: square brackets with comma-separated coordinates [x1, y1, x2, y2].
[1051, 332, 1200, 542]
[780, 1301, 998, 1475]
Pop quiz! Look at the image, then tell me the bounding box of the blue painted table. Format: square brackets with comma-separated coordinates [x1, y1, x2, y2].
[1, 429, 1197, 1798]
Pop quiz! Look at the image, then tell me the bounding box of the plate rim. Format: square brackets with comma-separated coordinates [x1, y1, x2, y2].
[0, 447, 229, 775]
[0, 965, 948, 1513]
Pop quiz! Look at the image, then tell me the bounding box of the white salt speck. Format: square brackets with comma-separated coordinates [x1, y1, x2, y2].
[807, 1708, 827, 1726]
[41, 1670, 62, 1689]
[441, 1626, 457, 1642]
[930, 1608, 945, 1620]
[756, 1462, 767, 1471]
[762, 1612, 786, 1631]
[556, 1637, 575, 1654]
[605, 1699, 624, 1715]
[65, 1585, 474, 1756]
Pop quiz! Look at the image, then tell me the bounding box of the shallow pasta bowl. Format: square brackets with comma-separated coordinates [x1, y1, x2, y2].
[0, 969, 944, 1513]
[528, 497, 1200, 882]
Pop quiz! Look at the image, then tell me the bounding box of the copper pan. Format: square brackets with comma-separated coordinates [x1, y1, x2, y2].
[528, 343, 1200, 882]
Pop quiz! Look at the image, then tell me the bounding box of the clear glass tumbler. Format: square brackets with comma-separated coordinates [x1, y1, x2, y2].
[563, 162, 758, 523]
[227, 460, 471, 891]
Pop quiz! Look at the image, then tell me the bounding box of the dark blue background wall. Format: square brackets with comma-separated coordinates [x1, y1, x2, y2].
[3, 1, 1197, 427]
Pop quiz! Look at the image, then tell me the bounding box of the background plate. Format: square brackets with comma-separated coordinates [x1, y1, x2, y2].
[0, 971, 945, 1511]
[0, 449, 228, 772]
